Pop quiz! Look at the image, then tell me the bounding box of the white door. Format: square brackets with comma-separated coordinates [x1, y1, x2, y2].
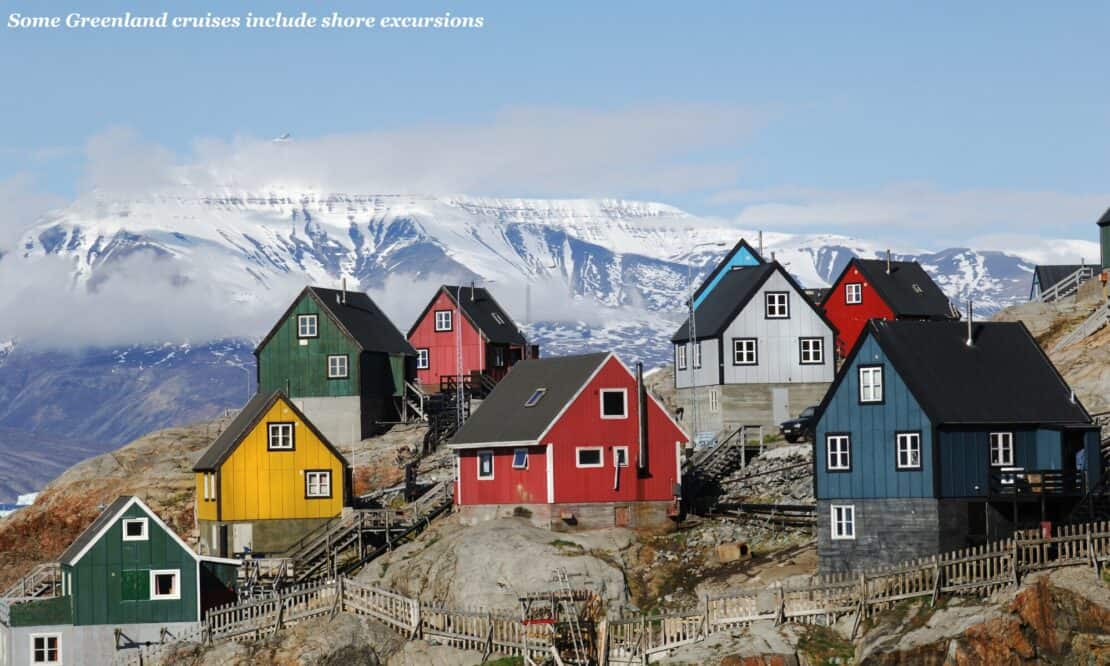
[232, 523, 253, 554]
[772, 387, 789, 424]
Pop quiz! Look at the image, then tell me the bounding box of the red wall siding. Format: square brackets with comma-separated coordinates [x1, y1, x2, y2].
[823, 264, 895, 356]
[408, 290, 486, 388]
[456, 445, 548, 505]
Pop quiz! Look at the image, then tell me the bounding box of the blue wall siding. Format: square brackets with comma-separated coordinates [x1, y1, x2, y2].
[693, 245, 761, 308]
[815, 336, 934, 499]
[1084, 430, 1102, 487]
[937, 428, 1064, 497]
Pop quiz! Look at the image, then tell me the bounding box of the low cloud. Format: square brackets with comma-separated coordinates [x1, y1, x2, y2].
[0, 174, 65, 251]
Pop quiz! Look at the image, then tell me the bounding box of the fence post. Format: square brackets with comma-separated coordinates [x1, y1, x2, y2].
[1011, 539, 1020, 587]
[411, 599, 423, 639]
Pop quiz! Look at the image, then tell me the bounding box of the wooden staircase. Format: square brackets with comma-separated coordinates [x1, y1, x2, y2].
[1, 563, 61, 600]
[1038, 265, 1098, 303]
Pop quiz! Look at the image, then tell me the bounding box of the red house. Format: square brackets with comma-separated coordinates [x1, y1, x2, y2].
[407, 285, 537, 392]
[447, 352, 689, 530]
[820, 257, 958, 356]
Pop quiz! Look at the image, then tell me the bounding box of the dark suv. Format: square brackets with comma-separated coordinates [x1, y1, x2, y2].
[779, 405, 817, 443]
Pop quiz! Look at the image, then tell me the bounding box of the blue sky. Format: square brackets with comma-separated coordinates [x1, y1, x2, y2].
[2, 0, 1109, 253]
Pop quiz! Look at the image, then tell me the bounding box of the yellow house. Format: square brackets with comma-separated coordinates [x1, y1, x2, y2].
[193, 390, 350, 557]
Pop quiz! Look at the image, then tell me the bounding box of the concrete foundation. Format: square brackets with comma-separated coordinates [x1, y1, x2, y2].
[457, 501, 676, 532]
[197, 517, 333, 557]
[290, 396, 362, 447]
[674, 382, 830, 436]
[1, 621, 197, 666]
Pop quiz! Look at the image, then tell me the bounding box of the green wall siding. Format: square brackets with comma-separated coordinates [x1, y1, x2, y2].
[258, 294, 362, 398]
[1100, 223, 1109, 270]
[10, 596, 72, 627]
[65, 503, 198, 626]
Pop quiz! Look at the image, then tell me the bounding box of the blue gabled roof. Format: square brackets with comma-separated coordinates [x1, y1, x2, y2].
[691, 238, 764, 308]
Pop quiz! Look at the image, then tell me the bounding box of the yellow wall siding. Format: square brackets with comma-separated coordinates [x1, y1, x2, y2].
[218, 400, 345, 521]
[196, 473, 218, 521]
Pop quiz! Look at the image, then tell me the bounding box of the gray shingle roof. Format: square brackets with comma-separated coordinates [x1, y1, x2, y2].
[411, 286, 528, 346]
[850, 259, 955, 318]
[448, 352, 610, 446]
[308, 287, 416, 354]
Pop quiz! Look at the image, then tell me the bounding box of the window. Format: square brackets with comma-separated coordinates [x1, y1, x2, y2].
[434, 310, 453, 331]
[709, 389, 720, 413]
[491, 312, 506, 325]
[305, 470, 332, 498]
[524, 388, 547, 407]
[122, 518, 148, 541]
[268, 422, 295, 450]
[799, 337, 825, 365]
[676, 345, 688, 370]
[477, 450, 494, 479]
[202, 472, 217, 501]
[600, 389, 628, 419]
[613, 447, 629, 467]
[327, 354, 348, 379]
[693, 341, 702, 369]
[990, 432, 1014, 467]
[845, 283, 863, 304]
[859, 366, 884, 403]
[830, 505, 856, 540]
[150, 569, 181, 600]
[733, 338, 758, 365]
[493, 347, 505, 367]
[764, 291, 789, 318]
[576, 447, 604, 468]
[896, 432, 922, 470]
[297, 314, 318, 338]
[31, 634, 60, 664]
[826, 434, 851, 471]
[417, 348, 429, 370]
[512, 448, 529, 469]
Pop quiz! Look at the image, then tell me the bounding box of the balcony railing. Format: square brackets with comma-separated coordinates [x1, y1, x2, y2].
[988, 468, 1085, 497]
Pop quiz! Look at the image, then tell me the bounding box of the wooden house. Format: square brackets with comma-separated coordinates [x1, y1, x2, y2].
[690, 239, 764, 309]
[447, 352, 688, 530]
[255, 286, 417, 445]
[1100, 207, 1110, 271]
[0, 496, 238, 666]
[812, 319, 1101, 573]
[193, 390, 351, 557]
[407, 285, 537, 394]
[820, 257, 957, 357]
[671, 258, 837, 437]
[1029, 264, 1098, 301]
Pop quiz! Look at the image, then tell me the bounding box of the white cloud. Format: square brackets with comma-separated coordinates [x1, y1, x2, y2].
[0, 174, 65, 251]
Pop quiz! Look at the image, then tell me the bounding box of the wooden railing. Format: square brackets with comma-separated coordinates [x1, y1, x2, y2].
[1053, 298, 1110, 351]
[1038, 265, 1098, 303]
[1, 563, 61, 600]
[988, 468, 1085, 497]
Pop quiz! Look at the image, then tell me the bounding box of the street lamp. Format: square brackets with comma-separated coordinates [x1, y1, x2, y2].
[685, 241, 728, 443]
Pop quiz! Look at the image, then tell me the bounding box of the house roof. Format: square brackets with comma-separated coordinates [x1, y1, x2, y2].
[58, 496, 135, 565]
[846, 259, 955, 318]
[1098, 207, 1110, 226]
[1033, 265, 1094, 293]
[193, 390, 349, 471]
[672, 262, 837, 343]
[409, 285, 528, 346]
[255, 286, 416, 356]
[448, 352, 610, 446]
[690, 238, 766, 304]
[819, 319, 1091, 426]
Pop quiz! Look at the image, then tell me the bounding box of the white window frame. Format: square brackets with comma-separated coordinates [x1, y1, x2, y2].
[525, 388, 547, 407]
[676, 344, 688, 371]
[990, 432, 1014, 467]
[693, 341, 702, 369]
[845, 282, 863, 304]
[203, 472, 217, 501]
[576, 447, 605, 469]
[434, 310, 453, 331]
[296, 314, 318, 338]
[599, 388, 628, 420]
[512, 448, 529, 469]
[859, 366, 884, 403]
[122, 517, 149, 542]
[799, 337, 825, 365]
[830, 505, 856, 540]
[327, 354, 348, 379]
[764, 291, 789, 318]
[493, 347, 505, 367]
[613, 446, 630, 468]
[268, 422, 295, 450]
[149, 569, 182, 601]
[30, 633, 61, 665]
[305, 470, 332, 498]
[896, 432, 922, 470]
[477, 450, 495, 479]
[826, 434, 851, 471]
[733, 338, 758, 365]
[709, 389, 720, 413]
[416, 348, 429, 369]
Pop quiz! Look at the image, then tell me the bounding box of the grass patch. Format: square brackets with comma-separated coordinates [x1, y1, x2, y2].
[797, 625, 855, 665]
[476, 658, 523, 666]
[549, 539, 585, 554]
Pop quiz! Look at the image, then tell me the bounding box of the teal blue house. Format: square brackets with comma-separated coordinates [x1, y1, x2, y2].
[813, 319, 1100, 573]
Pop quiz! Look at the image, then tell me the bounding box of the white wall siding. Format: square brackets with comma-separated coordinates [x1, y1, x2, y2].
[673, 339, 721, 388]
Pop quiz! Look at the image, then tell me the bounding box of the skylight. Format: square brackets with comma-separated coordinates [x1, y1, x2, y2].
[524, 388, 547, 407]
[492, 312, 506, 325]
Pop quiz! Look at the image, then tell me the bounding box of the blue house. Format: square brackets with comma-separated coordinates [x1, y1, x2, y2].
[813, 319, 1101, 573]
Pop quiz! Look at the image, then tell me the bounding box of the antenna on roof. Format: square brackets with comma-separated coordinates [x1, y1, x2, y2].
[470, 281, 475, 301]
[965, 300, 974, 347]
[1070, 389, 1076, 404]
[341, 277, 347, 304]
[886, 250, 892, 274]
[758, 231, 764, 258]
[771, 251, 776, 263]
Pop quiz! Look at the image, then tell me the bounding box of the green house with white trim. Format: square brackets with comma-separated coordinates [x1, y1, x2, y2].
[0, 496, 238, 666]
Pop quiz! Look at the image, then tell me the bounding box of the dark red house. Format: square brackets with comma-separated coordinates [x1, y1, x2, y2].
[407, 285, 536, 392]
[447, 352, 688, 530]
[821, 257, 958, 356]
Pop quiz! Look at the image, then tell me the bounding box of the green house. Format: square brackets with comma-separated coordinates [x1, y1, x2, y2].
[255, 286, 417, 444]
[0, 496, 239, 666]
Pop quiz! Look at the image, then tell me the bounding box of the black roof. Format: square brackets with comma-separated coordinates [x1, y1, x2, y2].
[410, 286, 528, 346]
[194, 390, 349, 471]
[448, 352, 610, 446]
[690, 238, 765, 305]
[845, 259, 955, 318]
[255, 286, 415, 356]
[1033, 265, 1095, 293]
[820, 319, 1091, 426]
[59, 496, 135, 564]
[672, 262, 837, 343]
[1098, 207, 1110, 226]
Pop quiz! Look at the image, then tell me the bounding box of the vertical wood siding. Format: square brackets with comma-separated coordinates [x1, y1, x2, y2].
[408, 290, 486, 388]
[822, 263, 896, 356]
[672, 339, 721, 388]
[937, 428, 1063, 497]
[456, 446, 548, 505]
[257, 294, 362, 398]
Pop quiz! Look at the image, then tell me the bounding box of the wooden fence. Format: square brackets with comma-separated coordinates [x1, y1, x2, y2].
[604, 520, 1110, 665]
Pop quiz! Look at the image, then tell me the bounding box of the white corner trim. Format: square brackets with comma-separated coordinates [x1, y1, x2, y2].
[546, 443, 554, 504]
